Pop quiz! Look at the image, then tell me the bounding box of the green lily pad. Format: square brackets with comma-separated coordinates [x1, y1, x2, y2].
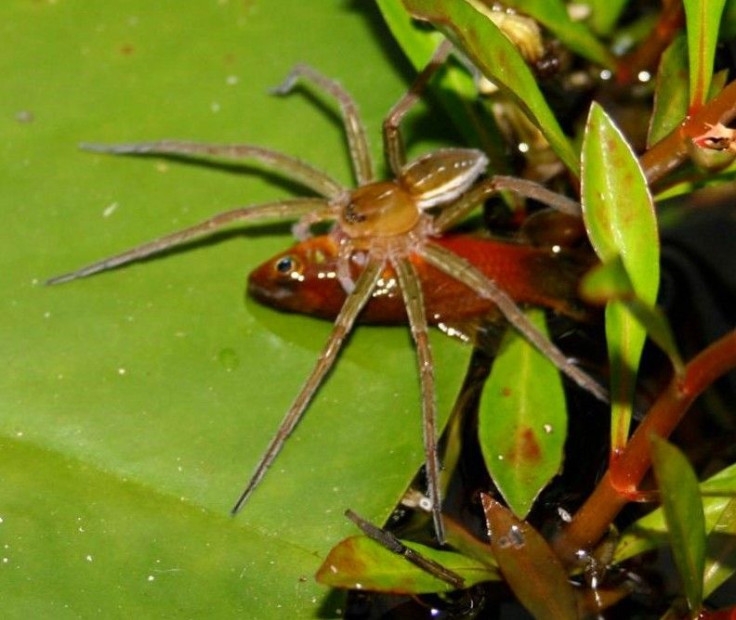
[1, 1, 472, 615]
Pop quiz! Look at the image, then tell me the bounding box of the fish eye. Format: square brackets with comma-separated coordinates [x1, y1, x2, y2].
[274, 255, 302, 278]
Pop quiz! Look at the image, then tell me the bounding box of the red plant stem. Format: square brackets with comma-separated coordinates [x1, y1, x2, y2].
[641, 80, 736, 185]
[615, 1, 684, 87]
[552, 329, 736, 564]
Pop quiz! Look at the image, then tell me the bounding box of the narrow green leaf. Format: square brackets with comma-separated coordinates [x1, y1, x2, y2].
[585, 0, 629, 36]
[500, 0, 616, 68]
[481, 495, 578, 619]
[651, 435, 707, 613]
[682, 0, 727, 108]
[402, 0, 579, 173]
[703, 498, 736, 599]
[649, 35, 689, 146]
[580, 257, 684, 373]
[581, 102, 660, 447]
[316, 536, 498, 593]
[615, 462, 736, 564]
[377, 0, 441, 67]
[479, 309, 567, 518]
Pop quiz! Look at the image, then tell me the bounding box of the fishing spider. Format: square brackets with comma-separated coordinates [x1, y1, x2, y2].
[49, 41, 606, 542]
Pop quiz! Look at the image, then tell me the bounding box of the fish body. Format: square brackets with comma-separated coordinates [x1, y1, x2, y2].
[247, 234, 593, 324]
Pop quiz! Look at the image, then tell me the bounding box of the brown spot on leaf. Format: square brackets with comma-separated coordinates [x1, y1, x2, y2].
[506, 426, 542, 464]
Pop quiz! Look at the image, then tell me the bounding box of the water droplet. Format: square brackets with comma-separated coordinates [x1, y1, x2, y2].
[218, 348, 240, 371]
[15, 110, 34, 123]
[102, 202, 119, 218]
[147, 575, 155, 582]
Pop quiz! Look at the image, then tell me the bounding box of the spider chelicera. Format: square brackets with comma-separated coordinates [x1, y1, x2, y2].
[49, 41, 606, 543]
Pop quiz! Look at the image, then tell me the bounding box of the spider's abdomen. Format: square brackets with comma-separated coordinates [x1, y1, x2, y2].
[400, 148, 488, 209]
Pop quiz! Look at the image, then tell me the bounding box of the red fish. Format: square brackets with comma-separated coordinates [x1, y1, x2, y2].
[248, 234, 594, 324]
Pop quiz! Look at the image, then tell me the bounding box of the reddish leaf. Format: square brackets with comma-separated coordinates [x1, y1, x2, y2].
[481, 494, 577, 618]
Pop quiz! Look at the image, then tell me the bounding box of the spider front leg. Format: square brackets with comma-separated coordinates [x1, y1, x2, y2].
[383, 40, 453, 176]
[271, 64, 375, 186]
[47, 198, 331, 285]
[392, 256, 445, 543]
[231, 258, 383, 514]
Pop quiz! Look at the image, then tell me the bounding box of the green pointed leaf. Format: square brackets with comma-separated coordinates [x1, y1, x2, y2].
[377, 0, 441, 67]
[479, 309, 567, 518]
[500, 0, 616, 68]
[683, 0, 728, 108]
[2, 2, 472, 615]
[402, 0, 579, 173]
[585, 0, 629, 36]
[316, 536, 498, 593]
[615, 461, 736, 564]
[651, 435, 707, 613]
[581, 256, 684, 373]
[649, 35, 689, 146]
[703, 498, 736, 599]
[581, 102, 660, 446]
[481, 495, 578, 619]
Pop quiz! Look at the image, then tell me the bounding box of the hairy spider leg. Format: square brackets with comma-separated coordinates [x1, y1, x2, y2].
[424, 175, 608, 400]
[392, 256, 444, 542]
[345, 509, 465, 589]
[434, 175, 581, 233]
[270, 64, 375, 186]
[79, 141, 346, 199]
[231, 260, 383, 514]
[420, 242, 609, 402]
[383, 40, 453, 175]
[46, 198, 331, 285]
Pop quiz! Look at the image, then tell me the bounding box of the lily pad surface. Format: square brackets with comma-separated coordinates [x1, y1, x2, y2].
[1, 1, 470, 615]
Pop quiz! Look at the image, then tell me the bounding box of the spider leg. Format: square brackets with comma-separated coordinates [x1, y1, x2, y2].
[393, 256, 445, 544]
[80, 141, 346, 199]
[271, 64, 374, 186]
[336, 240, 357, 294]
[420, 242, 609, 402]
[433, 176, 582, 233]
[383, 40, 453, 176]
[47, 198, 332, 285]
[231, 258, 383, 515]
